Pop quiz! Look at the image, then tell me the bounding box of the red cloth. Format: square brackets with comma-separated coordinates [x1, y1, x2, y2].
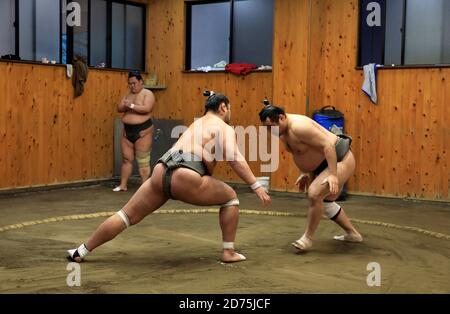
[225, 63, 257, 75]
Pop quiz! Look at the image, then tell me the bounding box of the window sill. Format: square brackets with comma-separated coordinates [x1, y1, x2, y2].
[89, 66, 146, 73]
[355, 64, 450, 70]
[143, 85, 166, 90]
[182, 69, 272, 74]
[0, 58, 66, 67]
[0, 59, 146, 73]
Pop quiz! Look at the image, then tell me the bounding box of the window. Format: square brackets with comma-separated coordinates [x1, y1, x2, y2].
[89, 0, 145, 69]
[0, 0, 15, 57]
[0, 0, 145, 70]
[185, 0, 273, 71]
[358, 0, 450, 66]
[110, 2, 145, 69]
[90, 0, 108, 67]
[61, 0, 89, 64]
[18, 0, 61, 63]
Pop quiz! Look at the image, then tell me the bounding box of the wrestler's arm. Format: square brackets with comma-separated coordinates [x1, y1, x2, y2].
[129, 90, 155, 114]
[223, 125, 271, 205]
[117, 94, 128, 112]
[223, 126, 258, 185]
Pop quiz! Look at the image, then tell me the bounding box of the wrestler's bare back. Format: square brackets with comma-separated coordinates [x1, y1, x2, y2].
[172, 113, 232, 175]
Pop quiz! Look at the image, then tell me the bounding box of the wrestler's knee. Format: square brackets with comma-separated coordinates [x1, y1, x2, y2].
[226, 188, 238, 201]
[122, 156, 134, 164]
[220, 188, 239, 209]
[307, 186, 325, 203]
[324, 194, 338, 202]
[117, 208, 144, 227]
[136, 150, 151, 169]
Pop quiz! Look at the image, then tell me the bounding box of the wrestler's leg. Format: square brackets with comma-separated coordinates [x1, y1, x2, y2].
[115, 132, 134, 191]
[135, 126, 154, 183]
[323, 152, 362, 242]
[293, 151, 359, 251]
[170, 168, 245, 263]
[68, 164, 168, 262]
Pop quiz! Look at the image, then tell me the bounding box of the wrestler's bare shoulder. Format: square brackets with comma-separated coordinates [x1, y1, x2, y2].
[287, 114, 314, 133]
[142, 88, 154, 96]
[287, 113, 312, 123]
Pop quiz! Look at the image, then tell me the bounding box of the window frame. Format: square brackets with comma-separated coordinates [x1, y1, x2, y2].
[356, 0, 450, 69]
[1, 0, 146, 71]
[184, 0, 273, 72]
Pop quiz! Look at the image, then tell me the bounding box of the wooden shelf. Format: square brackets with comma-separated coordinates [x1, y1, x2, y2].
[144, 85, 166, 90]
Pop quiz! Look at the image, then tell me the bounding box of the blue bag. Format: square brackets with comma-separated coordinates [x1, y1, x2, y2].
[312, 106, 344, 133]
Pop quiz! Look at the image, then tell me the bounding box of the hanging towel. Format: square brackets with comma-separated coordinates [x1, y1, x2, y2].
[72, 54, 89, 98]
[362, 63, 377, 104]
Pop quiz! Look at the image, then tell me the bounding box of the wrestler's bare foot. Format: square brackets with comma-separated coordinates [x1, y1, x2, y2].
[221, 249, 246, 263]
[333, 232, 363, 242]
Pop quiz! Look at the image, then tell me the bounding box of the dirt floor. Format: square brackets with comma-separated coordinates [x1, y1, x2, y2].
[0, 182, 449, 293]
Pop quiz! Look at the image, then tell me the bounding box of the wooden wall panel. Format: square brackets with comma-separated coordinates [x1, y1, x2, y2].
[1, 0, 447, 200]
[270, 0, 310, 191]
[147, 0, 450, 200]
[0, 62, 128, 189]
[146, 0, 273, 183]
[306, 0, 450, 200]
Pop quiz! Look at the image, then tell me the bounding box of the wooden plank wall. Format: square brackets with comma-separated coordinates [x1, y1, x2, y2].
[271, 0, 310, 191]
[146, 0, 449, 200]
[0, 62, 128, 189]
[306, 0, 449, 200]
[1, 0, 447, 200]
[146, 0, 273, 181]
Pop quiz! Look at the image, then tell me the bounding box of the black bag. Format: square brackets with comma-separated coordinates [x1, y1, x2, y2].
[1, 54, 21, 61]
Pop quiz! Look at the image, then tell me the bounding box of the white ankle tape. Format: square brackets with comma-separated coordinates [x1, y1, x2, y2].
[223, 242, 234, 250]
[323, 202, 341, 219]
[117, 209, 130, 228]
[220, 198, 239, 208]
[77, 244, 90, 258]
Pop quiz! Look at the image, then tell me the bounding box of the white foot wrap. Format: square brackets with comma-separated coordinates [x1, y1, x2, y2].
[223, 242, 234, 250]
[324, 201, 341, 220]
[77, 243, 90, 258]
[291, 235, 313, 251]
[220, 198, 240, 208]
[334, 233, 363, 242]
[67, 243, 90, 261]
[117, 209, 130, 228]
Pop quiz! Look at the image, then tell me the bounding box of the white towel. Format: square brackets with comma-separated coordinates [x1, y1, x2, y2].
[66, 64, 73, 78]
[362, 63, 377, 104]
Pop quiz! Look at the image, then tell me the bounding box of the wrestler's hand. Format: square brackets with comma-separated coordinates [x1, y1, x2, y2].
[295, 174, 310, 192]
[123, 99, 134, 110]
[322, 174, 339, 195]
[253, 187, 271, 206]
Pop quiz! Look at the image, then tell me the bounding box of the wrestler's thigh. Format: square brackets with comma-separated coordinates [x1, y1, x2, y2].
[135, 126, 154, 152]
[170, 169, 236, 206]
